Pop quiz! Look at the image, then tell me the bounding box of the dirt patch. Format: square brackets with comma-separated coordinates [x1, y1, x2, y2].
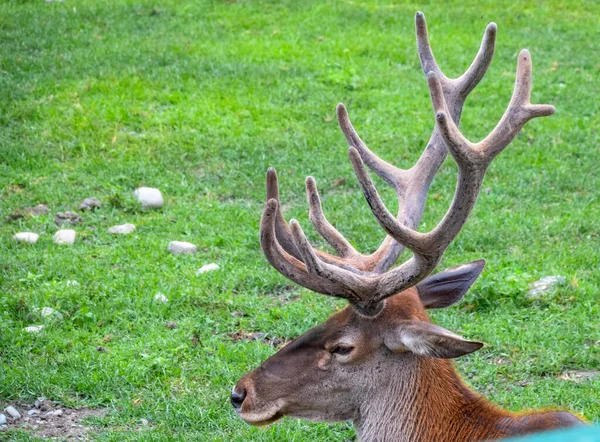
[5, 204, 50, 222]
[0, 398, 106, 441]
[228, 330, 288, 348]
[558, 370, 600, 383]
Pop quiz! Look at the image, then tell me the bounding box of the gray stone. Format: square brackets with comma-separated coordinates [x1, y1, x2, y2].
[0, 414, 6, 426]
[55, 211, 83, 226]
[28, 409, 40, 416]
[108, 223, 136, 234]
[79, 197, 101, 211]
[5, 406, 21, 419]
[13, 232, 39, 244]
[133, 187, 164, 208]
[527, 275, 566, 299]
[53, 229, 76, 245]
[46, 409, 63, 417]
[168, 241, 197, 255]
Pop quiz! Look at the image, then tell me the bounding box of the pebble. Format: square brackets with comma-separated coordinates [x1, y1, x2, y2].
[196, 263, 219, 274]
[0, 414, 6, 426]
[134, 187, 164, 208]
[24, 325, 44, 333]
[28, 409, 40, 416]
[79, 197, 101, 211]
[53, 229, 76, 245]
[40, 307, 63, 319]
[527, 275, 566, 299]
[5, 406, 21, 419]
[54, 211, 83, 226]
[154, 293, 168, 303]
[108, 223, 136, 234]
[46, 409, 63, 417]
[13, 232, 39, 244]
[168, 241, 197, 255]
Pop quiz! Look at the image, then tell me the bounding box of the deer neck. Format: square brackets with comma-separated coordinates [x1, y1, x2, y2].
[353, 356, 510, 442]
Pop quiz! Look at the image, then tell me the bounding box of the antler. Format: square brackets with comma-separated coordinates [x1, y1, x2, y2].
[260, 12, 554, 315]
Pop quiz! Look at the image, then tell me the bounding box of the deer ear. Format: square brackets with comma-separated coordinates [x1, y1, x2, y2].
[415, 259, 485, 309]
[384, 321, 484, 359]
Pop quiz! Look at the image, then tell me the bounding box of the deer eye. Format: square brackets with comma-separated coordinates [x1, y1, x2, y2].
[331, 345, 354, 356]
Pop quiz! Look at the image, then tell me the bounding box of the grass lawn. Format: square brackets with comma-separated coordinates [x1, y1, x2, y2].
[1, 0, 599, 440]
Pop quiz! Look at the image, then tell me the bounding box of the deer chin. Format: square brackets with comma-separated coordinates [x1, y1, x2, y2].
[238, 399, 286, 427]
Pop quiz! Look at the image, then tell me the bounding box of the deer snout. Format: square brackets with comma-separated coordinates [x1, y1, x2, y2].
[230, 386, 247, 410]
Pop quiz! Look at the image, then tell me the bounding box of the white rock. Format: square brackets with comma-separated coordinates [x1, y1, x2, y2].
[154, 293, 168, 303]
[28, 409, 40, 416]
[5, 406, 21, 419]
[66, 280, 79, 287]
[40, 307, 63, 319]
[196, 263, 220, 275]
[168, 241, 197, 255]
[108, 223, 136, 234]
[527, 275, 566, 299]
[13, 232, 39, 244]
[134, 187, 164, 208]
[0, 414, 6, 425]
[24, 325, 45, 333]
[53, 229, 76, 245]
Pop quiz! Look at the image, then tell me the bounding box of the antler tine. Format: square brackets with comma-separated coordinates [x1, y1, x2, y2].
[454, 22, 497, 98]
[435, 50, 556, 166]
[266, 168, 302, 260]
[415, 11, 446, 81]
[336, 104, 408, 190]
[306, 176, 359, 259]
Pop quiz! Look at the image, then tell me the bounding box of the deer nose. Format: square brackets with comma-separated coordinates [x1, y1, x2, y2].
[230, 388, 246, 410]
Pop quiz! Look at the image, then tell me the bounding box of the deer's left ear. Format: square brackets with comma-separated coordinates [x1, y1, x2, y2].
[415, 259, 485, 309]
[384, 321, 484, 359]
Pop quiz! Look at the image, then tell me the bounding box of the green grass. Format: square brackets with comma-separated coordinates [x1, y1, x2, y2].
[0, 0, 599, 440]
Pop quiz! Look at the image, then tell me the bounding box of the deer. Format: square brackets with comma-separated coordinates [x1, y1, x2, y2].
[231, 12, 584, 442]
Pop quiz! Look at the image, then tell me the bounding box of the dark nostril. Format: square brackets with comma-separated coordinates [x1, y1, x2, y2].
[230, 389, 246, 409]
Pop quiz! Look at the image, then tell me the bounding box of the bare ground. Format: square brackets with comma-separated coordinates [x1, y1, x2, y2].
[0, 399, 106, 441]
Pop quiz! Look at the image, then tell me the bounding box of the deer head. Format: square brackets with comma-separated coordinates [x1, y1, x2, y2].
[232, 12, 557, 441]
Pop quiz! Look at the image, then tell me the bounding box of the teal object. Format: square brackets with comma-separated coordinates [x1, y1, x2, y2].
[503, 426, 600, 441]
